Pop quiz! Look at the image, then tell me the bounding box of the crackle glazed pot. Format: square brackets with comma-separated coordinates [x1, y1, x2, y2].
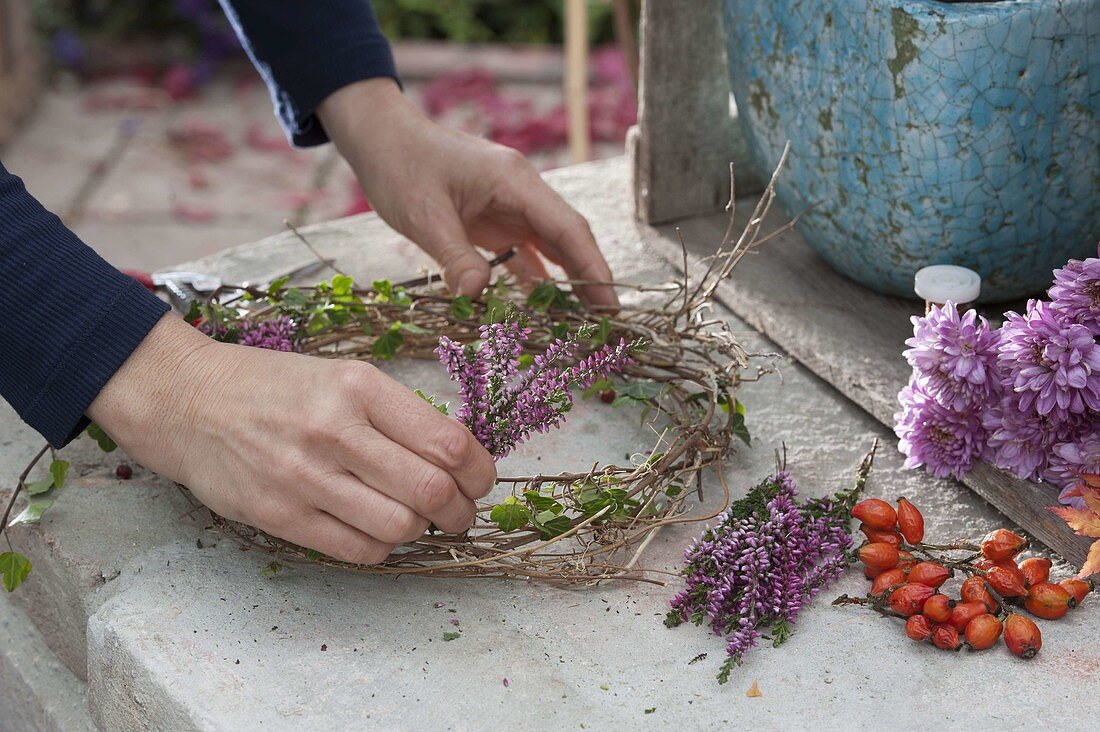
[720, 0, 1100, 301]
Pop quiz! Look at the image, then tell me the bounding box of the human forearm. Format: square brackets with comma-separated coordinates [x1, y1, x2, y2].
[0, 161, 170, 446]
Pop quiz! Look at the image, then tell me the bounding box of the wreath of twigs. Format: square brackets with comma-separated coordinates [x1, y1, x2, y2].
[4, 148, 795, 587]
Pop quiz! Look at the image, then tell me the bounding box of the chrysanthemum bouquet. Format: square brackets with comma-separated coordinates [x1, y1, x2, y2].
[895, 245, 1100, 574]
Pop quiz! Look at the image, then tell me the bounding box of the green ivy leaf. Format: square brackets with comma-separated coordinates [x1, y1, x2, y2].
[8, 498, 54, 527]
[0, 551, 31, 592]
[24, 478, 54, 497]
[527, 282, 578, 312]
[414, 389, 449, 415]
[372, 326, 404, 360]
[482, 296, 507, 324]
[442, 631, 461, 641]
[49, 459, 69, 489]
[450, 295, 474, 319]
[532, 511, 572, 540]
[590, 317, 613, 347]
[611, 381, 666, 407]
[397, 322, 430, 335]
[524, 491, 563, 514]
[86, 423, 117, 453]
[330, 274, 354, 296]
[489, 497, 531, 532]
[730, 400, 751, 446]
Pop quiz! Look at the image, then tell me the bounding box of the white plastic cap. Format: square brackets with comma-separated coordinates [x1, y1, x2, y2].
[913, 265, 982, 304]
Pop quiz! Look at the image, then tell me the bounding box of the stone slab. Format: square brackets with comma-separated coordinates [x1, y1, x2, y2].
[1, 158, 1097, 731]
[0, 592, 98, 732]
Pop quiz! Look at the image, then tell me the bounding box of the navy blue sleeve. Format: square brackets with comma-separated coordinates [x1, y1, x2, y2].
[0, 162, 170, 447]
[219, 0, 400, 147]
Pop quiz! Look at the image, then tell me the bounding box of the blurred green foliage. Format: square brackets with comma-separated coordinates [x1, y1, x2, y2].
[374, 0, 616, 44]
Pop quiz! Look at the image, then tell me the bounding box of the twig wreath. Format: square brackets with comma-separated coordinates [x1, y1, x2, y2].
[2, 149, 798, 590]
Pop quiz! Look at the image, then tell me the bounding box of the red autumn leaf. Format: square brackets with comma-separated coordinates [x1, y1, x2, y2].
[1049, 505, 1100, 538]
[1080, 539, 1100, 579]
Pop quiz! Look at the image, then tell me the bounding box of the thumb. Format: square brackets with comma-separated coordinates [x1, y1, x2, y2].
[413, 205, 490, 297]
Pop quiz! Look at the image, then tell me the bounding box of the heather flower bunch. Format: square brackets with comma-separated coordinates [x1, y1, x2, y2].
[437, 309, 644, 458]
[199, 315, 301, 353]
[666, 451, 874, 683]
[895, 246, 1100, 576]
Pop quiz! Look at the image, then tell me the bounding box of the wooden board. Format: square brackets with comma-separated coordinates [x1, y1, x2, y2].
[0, 0, 40, 146]
[642, 206, 1097, 573]
[630, 0, 760, 224]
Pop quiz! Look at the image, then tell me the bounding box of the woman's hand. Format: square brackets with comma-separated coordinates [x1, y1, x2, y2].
[317, 78, 619, 310]
[88, 315, 496, 564]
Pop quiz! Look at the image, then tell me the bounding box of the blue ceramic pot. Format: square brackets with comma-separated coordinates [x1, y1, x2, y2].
[720, 0, 1100, 301]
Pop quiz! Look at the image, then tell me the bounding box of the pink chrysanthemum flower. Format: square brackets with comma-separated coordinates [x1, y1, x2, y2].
[904, 302, 1001, 410]
[1048, 432, 1100, 508]
[1049, 244, 1100, 335]
[998, 299, 1100, 422]
[894, 379, 986, 480]
[982, 393, 1087, 483]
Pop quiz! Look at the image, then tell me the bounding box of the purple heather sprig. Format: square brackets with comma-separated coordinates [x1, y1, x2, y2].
[999, 299, 1100, 422]
[437, 311, 643, 459]
[895, 379, 986, 481]
[903, 302, 1001, 411]
[200, 315, 301, 352]
[667, 458, 871, 683]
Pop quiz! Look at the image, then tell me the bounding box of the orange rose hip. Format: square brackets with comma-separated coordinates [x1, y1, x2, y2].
[852, 499, 898, 531]
[1004, 614, 1042, 659]
[964, 614, 1003, 651]
[896, 497, 924, 544]
[1024, 582, 1075, 620]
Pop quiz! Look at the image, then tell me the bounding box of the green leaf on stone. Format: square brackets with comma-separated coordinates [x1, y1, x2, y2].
[86, 423, 117, 453]
[442, 631, 461, 641]
[450, 295, 474, 319]
[372, 325, 404, 360]
[260, 561, 283, 577]
[0, 552, 31, 592]
[50, 459, 69, 489]
[24, 477, 54, 496]
[304, 549, 324, 562]
[489, 497, 531, 533]
[8, 499, 54, 527]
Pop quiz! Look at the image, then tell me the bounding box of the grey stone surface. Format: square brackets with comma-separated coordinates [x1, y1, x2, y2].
[0, 593, 98, 731]
[1, 158, 1097, 731]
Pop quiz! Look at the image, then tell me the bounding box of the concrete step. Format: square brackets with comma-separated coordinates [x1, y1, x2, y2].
[0, 592, 99, 731]
[1, 159, 1097, 729]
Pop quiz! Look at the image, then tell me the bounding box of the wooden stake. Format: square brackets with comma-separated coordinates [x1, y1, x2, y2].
[564, 0, 590, 164]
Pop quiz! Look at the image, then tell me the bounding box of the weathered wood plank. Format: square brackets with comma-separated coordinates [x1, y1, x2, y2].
[631, 0, 760, 224]
[643, 207, 1096, 573]
[0, 0, 41, 146]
